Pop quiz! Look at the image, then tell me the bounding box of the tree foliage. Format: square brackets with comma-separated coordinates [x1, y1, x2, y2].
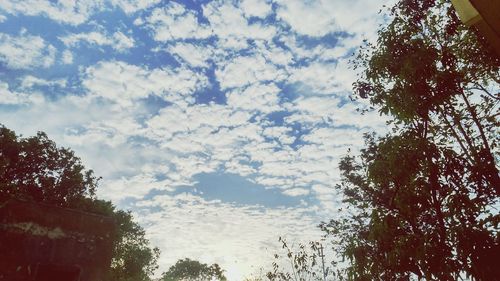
[0, 126, 98, 205]
[323, 0, 500, 280]
[161, 258, 227, 281]
[0, 125, 159, 281]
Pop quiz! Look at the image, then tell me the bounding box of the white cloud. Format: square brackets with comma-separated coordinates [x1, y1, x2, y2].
[82, 61, 208, 107]
[138, 2, 211, 42]
[147, 104, 252, 141]
[20, 76, 67, 89]
[254, 41, 294, 66]
[226, 83, 281, 114]
[167, 43, 213, 68]
[275, 0, 390, 37]
[279, 34, 350, 62]
[133, 0, 277, 51]
[99, 173, 175, 201]
[275, 0, 336, 37]
[288, 61, 343, 94]
[145, 103, 256, 164]
[0, 32, 56, 69]
[142, 103, 269, 185]
[330, 102, 389, 129]
[111, 0, 160, 14]
[0, 14, 6, 22]
[284, 96, 341, 125]
[203, 1, 276, 50]
[283, 188, 310, 197]
[60, 31, 135, 52]
[216, 55, 287, 90]
[240, 0, 272, 18]
[111, 31, 135, 51]
[0, 0, 166, 24]
[61, 50, 74, 64]
[262, 126, 295, 145]
[284, 95, 388, 130]
[302, 127, 365, 147]
[0, 81, 43, 105]
[0, 0, 103, 25]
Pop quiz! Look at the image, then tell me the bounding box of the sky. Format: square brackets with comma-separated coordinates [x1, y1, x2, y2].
[0, 0, 391, 279]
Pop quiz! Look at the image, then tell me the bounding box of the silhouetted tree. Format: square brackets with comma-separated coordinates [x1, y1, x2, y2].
[0, 125, 159, 281]
[161, 258, 227, 281]
[322, 0, 499, 280]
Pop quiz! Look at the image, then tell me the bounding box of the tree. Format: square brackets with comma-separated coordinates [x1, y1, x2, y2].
[322, 0, 499, 280]
[161, 258, 227, 281]
[0, 126, 98, 205]
[0, 125, 159, 281]
[266, 237, 336, 281]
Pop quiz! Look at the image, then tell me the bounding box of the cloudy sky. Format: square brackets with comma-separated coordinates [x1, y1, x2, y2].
[0, 0, 391, 279]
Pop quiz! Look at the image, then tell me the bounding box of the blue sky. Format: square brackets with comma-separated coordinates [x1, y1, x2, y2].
[0, 0, 391, 279]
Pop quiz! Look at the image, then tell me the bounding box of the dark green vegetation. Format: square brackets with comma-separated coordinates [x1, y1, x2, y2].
[320, 0, 500, 280]
[266, 0, 499, 280]
[161, 258, 227, 281]
[0, 125, 159, 281]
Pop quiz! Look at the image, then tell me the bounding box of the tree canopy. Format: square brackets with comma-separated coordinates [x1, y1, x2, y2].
[322, 0, 499, 280]
[0, 126, 98, 205]
[161, 258, 227, 281]
[0, 124, 159, 281]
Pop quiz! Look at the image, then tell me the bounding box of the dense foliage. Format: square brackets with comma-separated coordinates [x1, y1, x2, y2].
[161, 258, 227, 281]
[322, 0, 499, 280]
[0, 126, 98, 205]
[0, 125, 159, 281]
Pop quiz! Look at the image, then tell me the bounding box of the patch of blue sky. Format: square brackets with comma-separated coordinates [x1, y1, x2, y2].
[141, 95, 173, 118]
[287, 124, 314, 150]
[295, 31, 350, 49]
[0, 14, 64, 38]
[276, 81, 303, 102]
[183, 0, 213, 23]
[173, 172, 309, 208]
[141, 49, 180, 69]
[127, 135, 160, 149]
[63, 124, 89, 136]
[193, 68, 225, 105]
[0, 103, 26, 111]
[0, 69, 22, 85]
[263, 111, 293, 126]
[25, 86, 67, 102]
